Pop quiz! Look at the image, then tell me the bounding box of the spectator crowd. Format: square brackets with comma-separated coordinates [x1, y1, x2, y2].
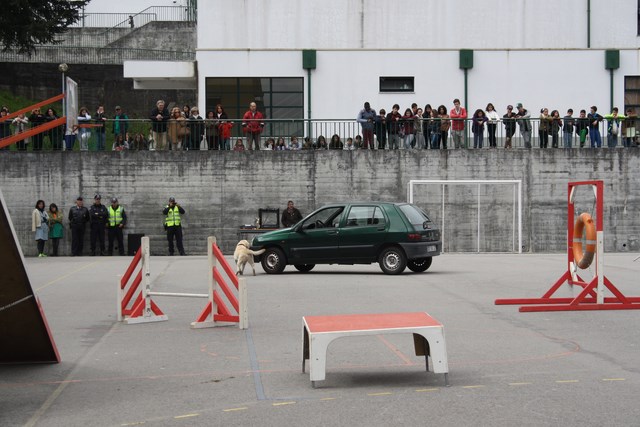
[1, 99, 639, 152]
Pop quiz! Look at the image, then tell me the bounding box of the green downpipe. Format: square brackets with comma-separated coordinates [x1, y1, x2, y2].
[610, 69, 614, 112]
[464, 68, 469, 148]
[307, 68, 312, 140]
[587, 0, 591, 48]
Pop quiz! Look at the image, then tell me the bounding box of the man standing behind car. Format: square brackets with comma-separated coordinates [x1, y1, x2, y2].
[69, 196, 89, 256]
[163, 197, 186, 256]
[281, 200, 303, 228]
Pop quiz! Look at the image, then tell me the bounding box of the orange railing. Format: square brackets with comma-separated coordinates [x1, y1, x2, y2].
[0, 94, 66, 150]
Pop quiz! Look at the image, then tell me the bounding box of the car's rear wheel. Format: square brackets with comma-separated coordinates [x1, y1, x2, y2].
[261, 247, 286, 274]
[407, 257, 432, 273]
[378, 246, 407, 275]
[294, 264, 315, 273]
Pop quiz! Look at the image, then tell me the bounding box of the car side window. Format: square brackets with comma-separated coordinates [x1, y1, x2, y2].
[372, 207, 386, 226]
[345, 206, 382, 227]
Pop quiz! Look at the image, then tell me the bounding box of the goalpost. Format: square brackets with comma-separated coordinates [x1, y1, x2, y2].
[407, 180, 522, 253]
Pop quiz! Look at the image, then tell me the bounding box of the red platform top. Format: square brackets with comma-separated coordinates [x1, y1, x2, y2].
[303, 312, 442, 333]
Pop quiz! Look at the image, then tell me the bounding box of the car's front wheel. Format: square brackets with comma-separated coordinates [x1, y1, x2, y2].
[407, 257, 432, 273]
[294, 264, 315, 273]
[261, 247, 286, 274]
[378, 246, 407, 275]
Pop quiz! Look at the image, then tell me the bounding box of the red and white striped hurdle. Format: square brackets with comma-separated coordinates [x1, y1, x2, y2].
[117, 236, 247, 329]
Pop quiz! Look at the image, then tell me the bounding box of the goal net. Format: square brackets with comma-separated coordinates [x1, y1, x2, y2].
[407, 180, 522, 253]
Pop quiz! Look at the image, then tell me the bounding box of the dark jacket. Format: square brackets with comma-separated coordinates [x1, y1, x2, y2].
[386, 111, 402, 135]
[95, 111, 107, 134]
[281, 208, 303, 228]
[68, 205, 89, 226]
[150, 107, 170, 132]
[89, 204, 109, 226]
[575, 117, 590, 134]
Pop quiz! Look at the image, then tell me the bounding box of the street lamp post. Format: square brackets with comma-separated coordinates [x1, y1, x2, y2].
[58, 63, 69, 150]
[58, 63, 68, 117]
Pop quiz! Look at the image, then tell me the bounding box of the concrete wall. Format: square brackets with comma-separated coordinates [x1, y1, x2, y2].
[1, 150, 639, 257]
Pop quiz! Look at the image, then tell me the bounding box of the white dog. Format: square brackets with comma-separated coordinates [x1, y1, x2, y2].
[233, 240, 266, 276]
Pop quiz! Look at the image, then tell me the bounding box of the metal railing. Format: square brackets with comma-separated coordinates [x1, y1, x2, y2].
[0, 6, 196, 64]
[1, 118, 636, 152]
[70, 6, 196, 28]
[0, 46, 194, 64]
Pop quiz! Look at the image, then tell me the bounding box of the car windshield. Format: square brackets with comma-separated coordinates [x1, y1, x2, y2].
[398, 204, 432, 228]
[301, 206, 344, 229]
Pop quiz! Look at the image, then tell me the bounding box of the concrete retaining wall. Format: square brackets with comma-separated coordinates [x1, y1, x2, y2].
[1, 150, 639, 256]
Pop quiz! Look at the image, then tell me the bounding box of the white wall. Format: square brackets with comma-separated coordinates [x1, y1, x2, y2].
[199, 0, 640, 50]
[196, 49, 640, 120]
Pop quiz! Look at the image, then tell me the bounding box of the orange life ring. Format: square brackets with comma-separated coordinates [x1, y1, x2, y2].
[573, 212, 597, 269]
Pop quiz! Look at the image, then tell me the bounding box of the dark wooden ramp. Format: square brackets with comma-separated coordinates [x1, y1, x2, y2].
[0, 190, 59, 363]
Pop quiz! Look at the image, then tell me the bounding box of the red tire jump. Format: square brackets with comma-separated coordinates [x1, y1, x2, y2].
[495, 180, 640, 312]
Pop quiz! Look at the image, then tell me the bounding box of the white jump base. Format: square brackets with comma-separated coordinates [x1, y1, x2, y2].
[302, 312, 449, 388]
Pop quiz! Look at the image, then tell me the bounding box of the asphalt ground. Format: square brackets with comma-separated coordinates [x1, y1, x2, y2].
[2, 253, 640, 427]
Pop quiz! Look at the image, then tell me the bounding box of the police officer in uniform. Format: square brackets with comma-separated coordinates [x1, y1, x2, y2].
[107, 197, 127, 256]
[163, 197, 186, 256]
[89, 194, 108, 255]
[68, 196, 89, 256]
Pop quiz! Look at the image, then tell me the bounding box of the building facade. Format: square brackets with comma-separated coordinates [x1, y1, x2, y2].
[187, 0, 640, 123]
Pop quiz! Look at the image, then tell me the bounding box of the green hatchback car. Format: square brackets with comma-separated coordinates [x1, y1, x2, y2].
[251, 202, 441, 275]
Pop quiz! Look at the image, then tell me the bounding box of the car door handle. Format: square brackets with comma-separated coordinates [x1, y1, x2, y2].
[377, 227, 385, 231]
[327, 230, 339, 235]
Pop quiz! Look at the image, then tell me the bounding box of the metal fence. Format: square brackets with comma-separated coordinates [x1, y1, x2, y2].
[70, 6, 196, 28]
[1, 118, 637, 152]
[0, 47, 194, 65]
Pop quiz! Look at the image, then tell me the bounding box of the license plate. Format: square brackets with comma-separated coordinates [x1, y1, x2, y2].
[427, 245, 436, 252]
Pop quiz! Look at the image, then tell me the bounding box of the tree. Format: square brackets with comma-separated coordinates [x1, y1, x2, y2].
[1, 0, 90, 54]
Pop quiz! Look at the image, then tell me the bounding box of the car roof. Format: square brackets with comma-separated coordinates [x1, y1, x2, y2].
[320, 202, 408, 208]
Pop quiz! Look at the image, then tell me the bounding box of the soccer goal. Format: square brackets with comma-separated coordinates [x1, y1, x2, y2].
[407, 180, 522, 253]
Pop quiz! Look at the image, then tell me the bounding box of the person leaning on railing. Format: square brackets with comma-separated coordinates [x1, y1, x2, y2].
[29, 108, 46, 151]
[622, 108, 638, 148]
[502, 105, 517, 149]
[113, 106, 129, 141]
[150, 100, 170, 150]
[1, 107, 13, 151]
[449, 99, 467, 149]
[12, 112, 29, 151]
[77, 107, 92, 151]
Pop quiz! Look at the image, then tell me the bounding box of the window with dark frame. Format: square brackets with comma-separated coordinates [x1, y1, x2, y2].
[379, 77, 415, 93]
[624, 75, 640, 113]
[205, 77, 304, 138]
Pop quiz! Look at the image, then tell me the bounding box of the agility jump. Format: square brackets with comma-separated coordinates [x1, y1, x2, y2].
[117, 236, 247, 328]
[496, 180, 640, 312]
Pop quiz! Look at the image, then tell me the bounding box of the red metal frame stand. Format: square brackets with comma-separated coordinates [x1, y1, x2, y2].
[495, 180, 640, 312]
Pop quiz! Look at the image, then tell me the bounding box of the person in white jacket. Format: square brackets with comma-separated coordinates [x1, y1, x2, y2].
[77, 107, 92, 151]
[485, 103, 500, 148]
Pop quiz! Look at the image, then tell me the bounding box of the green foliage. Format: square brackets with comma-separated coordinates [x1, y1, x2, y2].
[0, 0, 89, 54]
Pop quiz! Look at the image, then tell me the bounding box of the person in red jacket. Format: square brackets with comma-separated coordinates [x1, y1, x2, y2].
[241, 102, 265, 150]
[449, 98, 467, 149]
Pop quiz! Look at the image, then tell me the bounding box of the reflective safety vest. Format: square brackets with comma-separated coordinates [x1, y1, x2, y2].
[165, 206, 181, 227]
[108, 206, 124, 226]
